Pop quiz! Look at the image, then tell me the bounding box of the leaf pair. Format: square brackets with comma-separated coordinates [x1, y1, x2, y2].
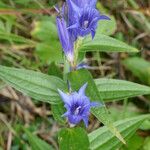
[1, 65, 149, 105]
[24, 115, 150, 150]
[0, 65, 150, 145]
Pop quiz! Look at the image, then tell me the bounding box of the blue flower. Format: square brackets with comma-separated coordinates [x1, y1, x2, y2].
[67, 0, 110, 39]
[71, 0, 97, 8]
[58, 83, 101, 127]
[56, 17, 74, 62]
[78, 7, 110, 38]
[56, 0, 110, 65]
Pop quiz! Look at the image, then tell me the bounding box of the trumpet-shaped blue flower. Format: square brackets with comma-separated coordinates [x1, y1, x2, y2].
[58, 83, 101, 127]
[56, 17, 74, 62]
[56, 0, 110, 64]
[67, 0, 110, 39]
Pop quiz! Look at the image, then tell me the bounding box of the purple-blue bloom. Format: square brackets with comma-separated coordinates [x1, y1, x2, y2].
[56, 0, 110, 65]
[58, 83, 101, 127]
[67, 0, 110, 39]
[56, 17, 74, 62]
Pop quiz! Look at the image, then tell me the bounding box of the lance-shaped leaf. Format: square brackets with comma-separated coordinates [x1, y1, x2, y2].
[78, 34, 138, 53]
[58, 127, 90, 150]
[68, 69, 125, 144]
[95, 78, 150, 102]
[89, 115, 150, 150]
[31, 19, 58, 43]
[0, 65, 67, 104]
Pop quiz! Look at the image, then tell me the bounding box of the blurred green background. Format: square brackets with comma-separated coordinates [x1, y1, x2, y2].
[0, 0, 149, 149]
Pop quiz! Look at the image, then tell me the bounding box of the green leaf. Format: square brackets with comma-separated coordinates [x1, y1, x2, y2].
[140, 119, 150, 130]
[143, 137, 150, 150]
[96, 16, 117, 36]
[0, 65, 67, 104]
[48, 62, 63, 79]
[79, 34, 138, 53]
[31, 18, 62, 63]
[35, 42, 62, 63]
[31, 18, 58, 43]
[68, 69, 125, 144]
[51, 103, 66, 125]
[121, 134, 144, 150]
[89, 115, 150, 150]
[48, 62, 65, 124]
[108, 103, 150, 131]
[123, 57, 150, 85]
[24, 128, 53, 150]
[95, 78, 150, 102]
[58, 127, 90, 150]
[108, 103, 140, 122]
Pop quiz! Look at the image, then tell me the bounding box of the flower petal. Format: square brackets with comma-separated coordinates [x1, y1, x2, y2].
[67, 0, 79, 12]
[62, 111, 70, 117]
[67, 23, 78, 30]
[90, 101, 104, 107]
[78, 83, 88, 96]
[58, 89, 71, 105]
[98, 15, 111, 20]
[77, 62, 89, 70]
[83, 116, 89, 127]
[89, 0, 97, 7]
[68, 115, 82, 124]
[56, 17, 74, 62]
[91, 30, 96, 39]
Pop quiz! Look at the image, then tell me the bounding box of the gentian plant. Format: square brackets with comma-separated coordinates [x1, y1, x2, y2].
[0, 0, 148, 150]
[56, 0, 109, 127]
[56, 0, 110, 68]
